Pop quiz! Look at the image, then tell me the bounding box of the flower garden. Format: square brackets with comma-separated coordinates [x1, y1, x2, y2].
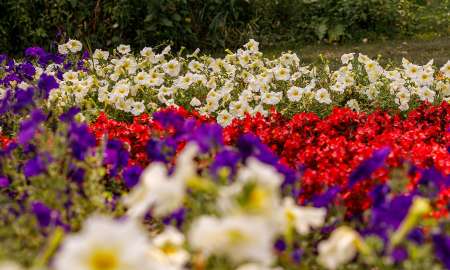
[0, 38, 449, 270]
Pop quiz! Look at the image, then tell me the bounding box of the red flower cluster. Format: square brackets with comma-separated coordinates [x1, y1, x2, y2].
[0, 133, 12, 149]
[89, 107, 211, 166]
[224, 103, 450, 214]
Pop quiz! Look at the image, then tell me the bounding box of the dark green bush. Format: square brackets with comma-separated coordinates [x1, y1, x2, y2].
[0, 0, 435, 55]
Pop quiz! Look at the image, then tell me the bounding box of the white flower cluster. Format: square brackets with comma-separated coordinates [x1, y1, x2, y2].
[46, 39, 449, 125]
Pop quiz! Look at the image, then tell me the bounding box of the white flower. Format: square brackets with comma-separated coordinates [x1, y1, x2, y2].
[131, 101, 145, 116]
[93, 49, 109, 61]
[280, 197, 326, 235]
[418, 87, 435, 103]
[440, 60, 450, 78]
[287, 86, 302, 102]
[0, 262, 23, 270]
[148, 227, 189, 268]
[315, 88, 332, 104]
[117, 44, 131, 55]
[112, 82, 130, 98]
[54, 215, 161, 270]
[123, 144, 198, 218]
[317, 227, 359, 270]
[63, 71, 79, 82]
[236, 263, 283, 270]
[124, 162, 184, 218]
[163, 60, 181, 77]
[261, 91, 282, 105]
[66, 39, 82, 53]
[217, 110, 234, 127]
[189, 215, 276, 265]
[58, 44, 69, 55]
[190, 97, 201, 107]
[274, 66, 290, 81]
[244, 39, 260, 52]
[341, 53, 354, 64]
[346, 99, 360, 112]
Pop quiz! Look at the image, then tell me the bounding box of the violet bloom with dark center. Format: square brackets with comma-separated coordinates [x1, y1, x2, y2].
[348, 147, 391, 187]
[23, 153, 52, 177]
[104, 139, 129, 177]
[18, 109, 46, 145]
[274, 238, 287, 252]
[310, 187, 341, 208]
[291, 248, 303, 264]
[432, 233, 450, 269]
[68, 164, 85, 183]
[38, 73, 59, 98]
[153, 110, 185, 129]
[122, 165, 143, 188]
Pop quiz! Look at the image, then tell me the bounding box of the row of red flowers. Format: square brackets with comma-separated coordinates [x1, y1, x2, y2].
[87, 103, 450, 217]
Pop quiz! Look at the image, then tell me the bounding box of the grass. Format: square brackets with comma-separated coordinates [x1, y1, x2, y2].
[264, 36, 450, 67]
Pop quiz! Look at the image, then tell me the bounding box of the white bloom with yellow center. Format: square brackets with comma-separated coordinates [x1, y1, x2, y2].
[317, 226, 359, 270]
[341, 53, 354, 64]
[54, 215, 161, 270]
[418, 86, 435, 103]
[287, 86, 302, 102]
[217, 110, 234, 127]
[315, 88, 332, 104]
[66, 39, 82, 53]
[440, 60, 450, 78]
[148, 227, 189, 268]
[274, 66, 290, 81]
[261, 91, 282, 105]
[163, 60, 181, 77]
[93, 49, 109, 61]
[189, 215, 276, 265]
[280, 197, 326, 235]
[117, 44, 131, 55]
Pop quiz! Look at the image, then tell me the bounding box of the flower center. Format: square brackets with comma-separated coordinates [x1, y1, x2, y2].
[89, 248, 118, 270]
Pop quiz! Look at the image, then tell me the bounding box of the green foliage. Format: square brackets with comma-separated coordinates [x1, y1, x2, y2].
[0, 0, 443, 55]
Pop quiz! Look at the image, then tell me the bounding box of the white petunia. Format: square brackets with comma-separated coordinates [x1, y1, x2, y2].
[117, 44, 131, 55]
[287, 86, 302, 102]
[54, 215, 161, 270]
[148, 227, 190, 269]
[66, 39, 82, 53]
[315, 88, 332, 104]
[189, 215, 276, 265]
[280, 197, 326, 235]
[317, 227, 359, 270]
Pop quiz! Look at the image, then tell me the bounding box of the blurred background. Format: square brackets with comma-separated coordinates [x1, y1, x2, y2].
[0, 0, 449, 62]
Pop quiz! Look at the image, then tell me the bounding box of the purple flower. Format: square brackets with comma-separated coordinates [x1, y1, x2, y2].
[291, 248, 303, 263]
[0, 176, 9, 188]
[348, 147, 391, 187]
[189, 123, 223, 152]
[371, 195, 413, 231]
[391, 247, 408, 263]
[18, 62, 36, 79]
[31, 201, 52, 227]
[236, 133, 278, 165]
[162, 208, 186, 228]
[370, 184, 390, 208]
[210, 149, 241, 178]
[122, 165, 143, 188]
[274, 238, 287, 252]
[68, 122, 96, 160]
[104, 139, 129, 177]
[153, 110, 185, 129]
[310, 187, 341, 208]
[68, 164, 85, 183]
[23, 153, 52, 177]
[25, 47, 45, 58]
[432, 233, 450, 269]
[13, 87, 35, 112]
[18, 109, 46, 145]
[38, 73, 58, 98]
[146, 138, 177, 163]
[59, 107, 81, 123]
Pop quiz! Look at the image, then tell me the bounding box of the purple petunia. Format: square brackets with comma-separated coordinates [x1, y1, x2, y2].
[0, 176, 9, 188]
[38, 73, 59, 98]
[189, 123, 223, 152]
[210, 149, 241, 178]
[68, 122, 96, 161]
[122, 165, 143, 188]
[59, 107, 81, 123]
[13, 87, 35, 112]
[18, 109, 46, 145]
[348, 147, 391, 187]
[23, 152, 52, 177]
[432, 233, 450, 269]
[31, 201, 53, 227]
[146, 137, 177, 163]
[104, 139, 129, 177]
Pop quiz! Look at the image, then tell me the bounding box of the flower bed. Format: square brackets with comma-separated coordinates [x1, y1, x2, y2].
[0, 40, 449, 270]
